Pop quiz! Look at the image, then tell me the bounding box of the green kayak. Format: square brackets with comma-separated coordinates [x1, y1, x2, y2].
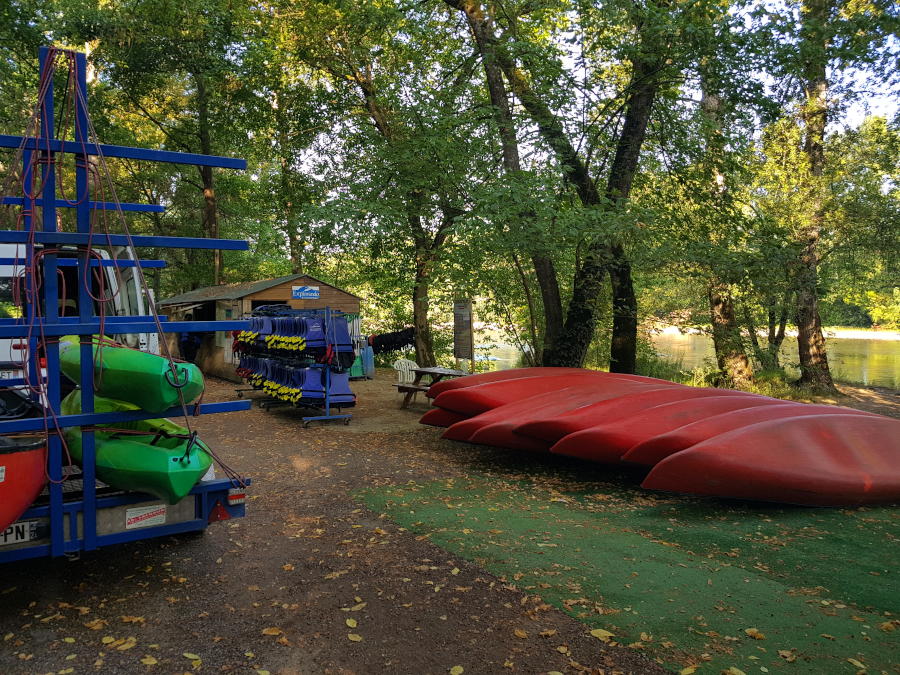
[59, 336, 204, 413]
[61, 391, 212, 504]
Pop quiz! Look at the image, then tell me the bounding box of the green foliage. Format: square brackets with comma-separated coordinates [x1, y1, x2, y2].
[0, 0, 896, 380]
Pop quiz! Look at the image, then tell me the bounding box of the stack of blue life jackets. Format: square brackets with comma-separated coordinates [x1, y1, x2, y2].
[234, 307, 357, 408]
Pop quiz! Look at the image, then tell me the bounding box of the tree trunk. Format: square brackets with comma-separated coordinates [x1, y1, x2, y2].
[709, 284, 753, 387]
[743, 306, 768, 368]
[765, 294, 789, 369]
[511, 253, 540, 362]
[530, 253, 563, 362]
[699, 83, 754, 384]
[543, 57, 658, 371]
[795, 0, 836, 391]
[412, 247, 437, 367]
[195, 75, 220, 284]
[453, 0, 564, 362]
[444, 0, 647, 372]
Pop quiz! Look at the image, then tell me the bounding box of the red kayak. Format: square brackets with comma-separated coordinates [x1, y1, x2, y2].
[623, 403, 877, 466]
[641, 414, 900, 506]
[419, 407, 468, 428]
[432, 371, 671, 417]
[515, 386, 750, 445]
[427, 367, 590, 398]
[460, 379, 672, 451]
[0, 435, 47, 532]
[549, 394, 779, 463]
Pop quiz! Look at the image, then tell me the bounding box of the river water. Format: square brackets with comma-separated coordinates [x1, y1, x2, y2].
[652, 332, 899, 389]
[481, 333, 899, 389]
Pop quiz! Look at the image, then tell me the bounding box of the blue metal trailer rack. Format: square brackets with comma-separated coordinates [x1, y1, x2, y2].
[0, 47, 252, 563]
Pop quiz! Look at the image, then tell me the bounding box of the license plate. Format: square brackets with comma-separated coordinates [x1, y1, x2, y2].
[0, 520, 41, 546]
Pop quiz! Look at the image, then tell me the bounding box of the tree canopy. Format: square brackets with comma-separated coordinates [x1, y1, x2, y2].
[1, 0, 897, 387]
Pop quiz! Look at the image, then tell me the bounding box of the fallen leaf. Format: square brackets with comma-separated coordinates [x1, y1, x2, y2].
[121, 616, 145, 624]
[348, 633, 363, 642]
[778, 649, 797, 663]
[724, 668, 746, 675]
[282, 564, 294, 571]
[117, 637, 137, 651]
[346, 619, 357, 628]
[513, 629, 528, 639]
[590, 628, 614, 642]
[261, 627, 283, 636]
[744, 628, 766, 640]
[847, 658, 866, 669]
[449, 667, 464, 675]
[182, 652, 200, 660]
[101, 636, 116, 644]
[84, 619, 107, 630]
[679, 667, 697, 675]
[62, 637, 76, 644]
[878, 621, 896, 632]
[140, 655, 158, 665]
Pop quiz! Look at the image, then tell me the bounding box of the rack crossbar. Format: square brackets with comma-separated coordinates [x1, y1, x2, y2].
[1, 197, 165, 213]
[0, 134, 247, 170]
[0, 230, 249, 250]
[0, 400, 250, 433]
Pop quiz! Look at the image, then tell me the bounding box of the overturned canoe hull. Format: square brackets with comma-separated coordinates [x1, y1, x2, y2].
[422, 368, 900, 506]
[641, 414, 900, 506]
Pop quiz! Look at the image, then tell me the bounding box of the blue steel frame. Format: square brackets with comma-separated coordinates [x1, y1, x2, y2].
[0, 47, 252, 563]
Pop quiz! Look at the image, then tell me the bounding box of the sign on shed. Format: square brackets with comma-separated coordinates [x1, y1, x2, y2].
[453, 299, 474, 360]
[292, 285, 320, 300]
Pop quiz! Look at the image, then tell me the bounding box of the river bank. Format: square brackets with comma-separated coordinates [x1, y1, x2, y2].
[655, 324, 900, 341]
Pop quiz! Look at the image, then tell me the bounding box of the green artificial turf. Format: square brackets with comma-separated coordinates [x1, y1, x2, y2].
[361, 474, 899, 674]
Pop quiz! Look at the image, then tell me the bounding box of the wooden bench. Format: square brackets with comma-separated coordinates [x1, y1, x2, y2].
[393, 383, 430, 408]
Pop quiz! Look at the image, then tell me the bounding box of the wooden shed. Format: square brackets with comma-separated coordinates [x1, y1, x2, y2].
[159, 274, 361, 381]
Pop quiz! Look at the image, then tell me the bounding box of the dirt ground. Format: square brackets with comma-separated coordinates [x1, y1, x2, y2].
[0, 372, 672, 675]
[788, 382, 900, 418]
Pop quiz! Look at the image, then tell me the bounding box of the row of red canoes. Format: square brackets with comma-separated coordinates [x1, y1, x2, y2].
[420, 368, 900, 507]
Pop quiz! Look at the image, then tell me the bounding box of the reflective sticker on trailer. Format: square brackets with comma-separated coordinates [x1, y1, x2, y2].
[125, 504, 167, 529]
[0, 466, 5, 483]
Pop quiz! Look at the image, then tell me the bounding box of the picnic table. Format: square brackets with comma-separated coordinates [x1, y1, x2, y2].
[395, 366, 467, 409]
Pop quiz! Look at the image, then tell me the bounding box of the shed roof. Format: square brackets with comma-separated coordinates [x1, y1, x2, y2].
[159, 274, 360, 306]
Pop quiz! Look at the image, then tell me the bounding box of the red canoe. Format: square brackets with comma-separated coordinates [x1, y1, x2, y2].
[427, 367, 590, 398]
[419, 407, 468, 428]
[0, 436, 47, 532]
[514, 386, 752, 445]
[548, 394, 780, 463]
[622, 403, 877, 466]
[641, 414, 900, 506]
[445, 378, 664, 450]
[432, 371, 674, 417]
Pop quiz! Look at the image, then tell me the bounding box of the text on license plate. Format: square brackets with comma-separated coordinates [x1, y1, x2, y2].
[0, 520, 41, 546]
